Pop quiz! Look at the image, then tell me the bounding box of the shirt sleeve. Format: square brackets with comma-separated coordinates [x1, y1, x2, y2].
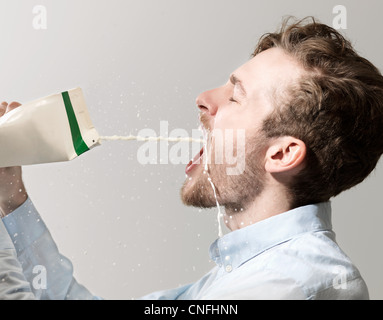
[1, 197, 196, 300]
[1, 197, 99, 300]
[0, 219, 35, 300]
[139, 284, 193, 300]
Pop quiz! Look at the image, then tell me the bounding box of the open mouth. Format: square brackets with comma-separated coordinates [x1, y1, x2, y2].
[185, 120, 211, 174]
[185, 147, 204, 174]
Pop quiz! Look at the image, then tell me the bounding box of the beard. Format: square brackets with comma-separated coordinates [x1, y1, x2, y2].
[180, 130, 267, 211]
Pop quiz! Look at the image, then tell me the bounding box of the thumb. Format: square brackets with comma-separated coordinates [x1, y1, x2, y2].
[0, 102, 8, 117]
[5, 101, 22, 113]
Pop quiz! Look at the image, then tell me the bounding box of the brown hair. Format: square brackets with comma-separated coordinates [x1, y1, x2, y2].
[254, 17, 383, 208]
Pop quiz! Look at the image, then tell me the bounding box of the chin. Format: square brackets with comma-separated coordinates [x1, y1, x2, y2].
[180, 171, 217, 208]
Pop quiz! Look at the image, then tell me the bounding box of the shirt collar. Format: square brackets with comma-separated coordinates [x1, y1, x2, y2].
[209, 202, 332, 273]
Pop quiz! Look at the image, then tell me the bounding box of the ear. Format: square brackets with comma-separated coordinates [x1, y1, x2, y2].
[264, 137, 306, 174]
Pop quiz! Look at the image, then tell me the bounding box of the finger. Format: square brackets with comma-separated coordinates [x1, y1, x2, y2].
[0, 102, 7, 117]
[5, 101, 22, 114]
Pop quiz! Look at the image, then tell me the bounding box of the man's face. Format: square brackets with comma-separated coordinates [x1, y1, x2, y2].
[181, 48, 302, 211]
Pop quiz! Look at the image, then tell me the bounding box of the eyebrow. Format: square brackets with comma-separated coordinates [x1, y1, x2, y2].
[230, 74, 247, 96]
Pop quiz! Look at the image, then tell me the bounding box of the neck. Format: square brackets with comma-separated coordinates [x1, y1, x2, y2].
[223, 186, 291, 231]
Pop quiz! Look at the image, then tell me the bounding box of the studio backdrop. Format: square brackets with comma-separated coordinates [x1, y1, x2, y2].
[0, 0, 382, 299]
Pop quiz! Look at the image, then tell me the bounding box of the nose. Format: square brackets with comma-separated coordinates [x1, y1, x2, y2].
[195, 88, 219, 116]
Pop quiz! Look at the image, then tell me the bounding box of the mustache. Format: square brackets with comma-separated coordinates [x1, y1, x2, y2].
[199, 112, 212, 131]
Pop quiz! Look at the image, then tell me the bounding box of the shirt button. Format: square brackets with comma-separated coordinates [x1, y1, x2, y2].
[225, 265, 233, 273]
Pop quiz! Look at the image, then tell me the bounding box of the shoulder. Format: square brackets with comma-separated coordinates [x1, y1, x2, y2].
[261, 230, 369, 299]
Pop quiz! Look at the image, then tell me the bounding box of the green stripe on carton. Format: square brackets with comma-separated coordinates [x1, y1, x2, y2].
[62, 91, 89, 156]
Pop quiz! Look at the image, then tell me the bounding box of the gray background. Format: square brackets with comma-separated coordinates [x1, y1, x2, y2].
[0, 0, 382, 299]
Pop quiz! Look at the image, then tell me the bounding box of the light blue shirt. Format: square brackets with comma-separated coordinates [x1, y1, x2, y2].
[0, 198, 368, 299]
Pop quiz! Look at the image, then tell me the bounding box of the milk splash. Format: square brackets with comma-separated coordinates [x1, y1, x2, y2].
[100, 135, 204, 144]
[201, 127, 224, 238]
[101, 132, 224, 238]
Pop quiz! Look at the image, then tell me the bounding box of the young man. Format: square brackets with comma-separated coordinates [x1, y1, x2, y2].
[1, 17, 382, 299]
